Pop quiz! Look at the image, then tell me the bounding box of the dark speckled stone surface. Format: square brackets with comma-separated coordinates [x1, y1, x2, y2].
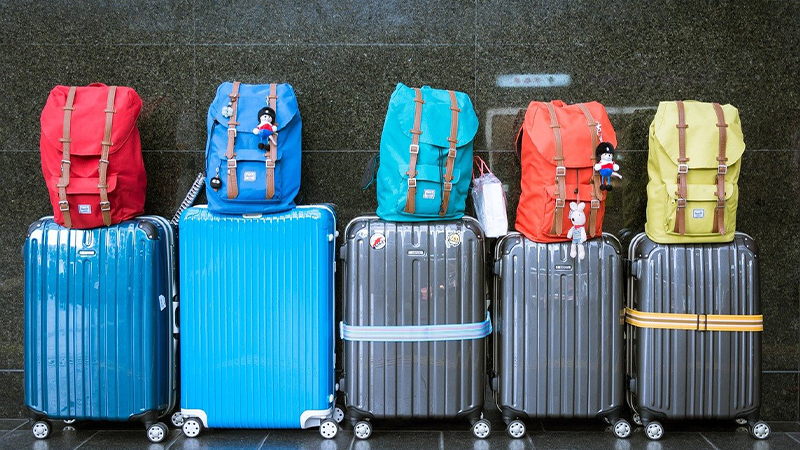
[1, 0, 799, 424]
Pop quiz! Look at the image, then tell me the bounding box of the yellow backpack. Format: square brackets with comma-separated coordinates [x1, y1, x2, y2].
[645, 101, 744, 243]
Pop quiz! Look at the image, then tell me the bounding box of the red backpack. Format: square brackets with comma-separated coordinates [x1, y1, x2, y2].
[515, 100, 617, 243]
[40, 84, 145, 229]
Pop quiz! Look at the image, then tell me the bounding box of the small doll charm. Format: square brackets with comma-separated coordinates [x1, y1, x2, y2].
[594, 142, 622, 191]
[253, 106, 277, 149]
[567, 201, 587, 261]
[221, 102, 233, 118]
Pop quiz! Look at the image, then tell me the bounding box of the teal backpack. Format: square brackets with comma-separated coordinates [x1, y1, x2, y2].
[376, 83, 478, 221]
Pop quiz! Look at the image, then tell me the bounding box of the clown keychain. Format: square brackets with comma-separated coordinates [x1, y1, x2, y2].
[593, 124, 622, 191]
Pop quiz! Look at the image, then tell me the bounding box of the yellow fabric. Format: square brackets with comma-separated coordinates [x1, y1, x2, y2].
[646, 101, 744, 243]
[624, 308, 763, 332]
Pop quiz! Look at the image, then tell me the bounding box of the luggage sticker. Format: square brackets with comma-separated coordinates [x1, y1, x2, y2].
[370, 233, 386, 250]
[446, 231, 462, 247]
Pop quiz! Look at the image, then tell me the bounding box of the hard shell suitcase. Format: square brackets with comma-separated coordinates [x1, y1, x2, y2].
[178, 205, 338, 439]
[625, 232, 769, 441]
[24, 216, 177, 443]
[492, 232, 628, 439]
[340, 217, 492, 439]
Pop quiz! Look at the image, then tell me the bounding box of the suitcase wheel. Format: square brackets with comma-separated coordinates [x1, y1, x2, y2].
[182, 418, 203, 438]
[735, 418, 748, 425]
[750, 421, 770, 440]
[612, 419, 632, 439]
[333, 406, 345, 424]
[31, 420, 51, 440]
[146, 422, 169, 443]
[645, 421, 664, 440]
[632, 413, 642, 426]
[507, 420, 525, 439]
[319, 419, 338, 439]
[171, 412, 185, 428]
[354, 420, 372, 440]
[63, 419, 76, 425]
[472, 419, 491, 439]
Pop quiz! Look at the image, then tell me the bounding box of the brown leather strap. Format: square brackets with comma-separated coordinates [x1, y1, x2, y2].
[97, 86, 117, 226]
[439, 90, 460, 216]
[578, 103, 601, 237]
[712, 103, 728, 235]
[57, 87, 77, 228]
[265, 83, 278, 199]
[404, 88, 424, 214]
[546, 103, 566, 235]
[673, 101, 689, 235]
[225, 81, 241, 199]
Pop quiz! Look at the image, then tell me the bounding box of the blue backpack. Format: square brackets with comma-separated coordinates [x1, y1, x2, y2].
[376, 83, 478, 221]
[205, 81, 301, 214]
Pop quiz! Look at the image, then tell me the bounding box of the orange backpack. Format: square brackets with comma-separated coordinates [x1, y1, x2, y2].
[515, 100, 617, 243]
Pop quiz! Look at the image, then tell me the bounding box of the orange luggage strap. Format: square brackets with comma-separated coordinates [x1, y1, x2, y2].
[225, 81, 241, 199]
[57, 86, 77, 228]
[712, 102, 728, 235]
[625, 308, 763, 332]
[266, 83, 278, 199]
[404, 88, 424, 214]
[546, 103, 566, 235]
[439, 90, 460, 216]
[673, 101, 689, 235]
[97, 86, 117, 226]
[578, 104, 601, 237]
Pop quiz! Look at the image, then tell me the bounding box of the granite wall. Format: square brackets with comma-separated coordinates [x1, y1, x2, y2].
[1, 0, 798, 421]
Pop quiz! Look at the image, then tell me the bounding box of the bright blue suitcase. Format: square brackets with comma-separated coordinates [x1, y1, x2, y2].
[178, 205, 338, 438]
[23, 216, 178, 443]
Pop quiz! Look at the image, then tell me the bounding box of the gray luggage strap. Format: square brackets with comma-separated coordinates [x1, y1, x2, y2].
[340, 312, 491, 342]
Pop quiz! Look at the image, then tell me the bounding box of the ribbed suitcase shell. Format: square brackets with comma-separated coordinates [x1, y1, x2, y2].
[24, 216, 176, 422]
[626, 232, 762, 423]
[179, 205, 336, 429]
[492, 233, 624, 422]
[341, 217, 487, 422]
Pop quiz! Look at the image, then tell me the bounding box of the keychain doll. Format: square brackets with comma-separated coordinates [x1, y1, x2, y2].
[567, 201, 587, 261]
[594, 142, 622, 191]
[253, 106, 278, 149]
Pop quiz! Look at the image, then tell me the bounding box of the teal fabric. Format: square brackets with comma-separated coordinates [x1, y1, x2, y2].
[376, 83, 478, 221]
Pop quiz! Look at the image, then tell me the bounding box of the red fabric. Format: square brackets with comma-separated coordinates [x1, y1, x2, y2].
[40, 84, 145, 229]
[515, 100, 617, 243]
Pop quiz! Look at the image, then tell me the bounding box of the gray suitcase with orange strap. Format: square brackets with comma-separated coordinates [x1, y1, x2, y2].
[339, 217, 492, 440]
[491, 232, 629, 439]
[626, 232, 769, 441]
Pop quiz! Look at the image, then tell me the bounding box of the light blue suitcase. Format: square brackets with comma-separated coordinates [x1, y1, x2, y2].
[24, 216, 178, 443]
[178, 205, 338, 438]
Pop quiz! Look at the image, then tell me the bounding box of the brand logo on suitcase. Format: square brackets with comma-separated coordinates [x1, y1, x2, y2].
[370, 233, 386, 250]
[555, 264, 573, 271]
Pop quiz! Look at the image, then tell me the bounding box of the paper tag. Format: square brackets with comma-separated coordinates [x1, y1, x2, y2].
[423, 189, 436, 199]
[243, 171, 257, 182]
[159, 294, 167, 311]
[78, 204, 91, 214]
[692, 209, 705, 219]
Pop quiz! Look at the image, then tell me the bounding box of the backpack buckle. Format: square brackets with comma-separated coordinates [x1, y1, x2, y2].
[555, 167, 567, 177]
[447, 148, 457, 158]
[227, 127, 237, 138]
[408, 178, 417, 188]
[555, 199, 566, 208]
[591, 199, 601, 209]
[265, 159, 275, 169]
[676, 198, 687, 208]
[717, 199, 726, 208]
[718, 164, 728, 175]
[443, 182, 452, 192]
[408, 144, 419, 154]
[58, 200, 70, 211]
[227, 159, 237, 168]
[99, 201, 111, 212]
[677, 164, 689, 174]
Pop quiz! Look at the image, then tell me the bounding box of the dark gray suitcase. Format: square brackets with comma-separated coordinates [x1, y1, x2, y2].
[340, 217, 491, 439]
[626, 232, 769, 441]
[492, 232, 629, 439]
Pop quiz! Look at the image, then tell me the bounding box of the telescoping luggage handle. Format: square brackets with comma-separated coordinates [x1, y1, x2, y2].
[403, 87, 461, 217]
[625, 308, 762, 332]
[340, 312, 492, 342]
[673, 101, 729, 236]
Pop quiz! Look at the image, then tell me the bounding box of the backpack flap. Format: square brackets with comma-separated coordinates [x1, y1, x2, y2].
[209, 82, 299, 134]
[393, 84, 479, 149]
[41, 84, 142, 157]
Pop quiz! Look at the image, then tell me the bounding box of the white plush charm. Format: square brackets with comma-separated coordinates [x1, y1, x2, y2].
[567, 201, 588, 261]
[221, 103, 233, 118]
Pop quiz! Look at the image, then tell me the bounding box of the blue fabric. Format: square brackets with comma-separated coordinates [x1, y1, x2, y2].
[205, 82, 302, 214]
[340, 312, 492, 342]
[376, 83, 478, 221]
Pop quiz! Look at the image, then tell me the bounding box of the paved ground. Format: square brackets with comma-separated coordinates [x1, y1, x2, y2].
[2, 418, 800, 450]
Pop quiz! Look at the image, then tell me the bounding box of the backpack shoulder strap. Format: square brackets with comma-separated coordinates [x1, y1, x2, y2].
[225, 81, 241, 199]
[712, 102, 728, 235]
[57, 86, 77, 228]
[439, 90, 460, 217]
[545, 102, 566, 236]
[403, 88, 424, 214]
